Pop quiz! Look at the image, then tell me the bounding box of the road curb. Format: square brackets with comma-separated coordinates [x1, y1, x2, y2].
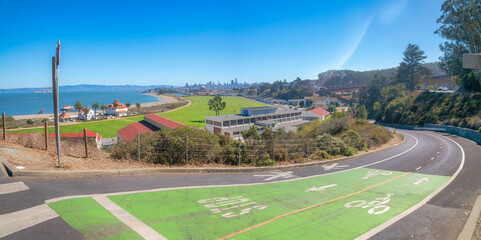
[458, 195, 481, 240]
[2, 135, 406, 177]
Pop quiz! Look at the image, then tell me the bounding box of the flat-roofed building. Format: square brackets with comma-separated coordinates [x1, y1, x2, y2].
[205, 106, 308, 139]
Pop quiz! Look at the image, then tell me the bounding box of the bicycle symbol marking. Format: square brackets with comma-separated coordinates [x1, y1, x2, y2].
[344, 193, 394, 215]
[363, 170, 393, 179]
[198, 196, 267, 218]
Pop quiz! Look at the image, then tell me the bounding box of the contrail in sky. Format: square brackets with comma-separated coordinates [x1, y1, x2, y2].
[335, 16, 373, 70]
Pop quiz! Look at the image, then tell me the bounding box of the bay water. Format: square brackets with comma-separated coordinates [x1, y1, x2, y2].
[0, 91, 161, 116]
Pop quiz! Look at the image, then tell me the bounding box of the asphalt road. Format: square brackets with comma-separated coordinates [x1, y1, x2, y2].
[0, 129, 479, 240]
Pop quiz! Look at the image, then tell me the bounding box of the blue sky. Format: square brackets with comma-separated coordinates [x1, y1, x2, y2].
[0, 0, 445, 89]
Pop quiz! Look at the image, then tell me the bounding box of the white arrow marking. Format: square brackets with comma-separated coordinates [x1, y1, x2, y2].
[254, 171, 294, 181]
[322, 163, 349, 171]
[305, 184, 338, 192]
[413, 177, 429, 185]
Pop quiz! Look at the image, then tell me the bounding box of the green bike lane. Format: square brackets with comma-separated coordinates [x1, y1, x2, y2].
[48, 167, 449, 239]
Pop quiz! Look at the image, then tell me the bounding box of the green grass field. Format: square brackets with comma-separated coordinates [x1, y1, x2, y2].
[159, 96, 265, 128]
[8, 96, 263, 138]
[49, 168, 449, 239]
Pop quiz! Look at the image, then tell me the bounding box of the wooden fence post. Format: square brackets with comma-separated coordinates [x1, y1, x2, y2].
[137, 132, 141, 162]
[83, 128, 89, 158]
[2, 112, 6, 140]
[44, 122, 48, 151]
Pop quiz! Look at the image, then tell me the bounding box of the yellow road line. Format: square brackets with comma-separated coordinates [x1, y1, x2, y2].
[218, 172, 412, 240]
[431, 157, 434, 161]
[415, 166, 422, 171]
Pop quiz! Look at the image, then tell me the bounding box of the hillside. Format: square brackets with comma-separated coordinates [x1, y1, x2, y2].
[316, 62, 445, 88]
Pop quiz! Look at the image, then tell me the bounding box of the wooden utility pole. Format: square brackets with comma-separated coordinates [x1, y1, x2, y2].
[185, 135, 189, 165]
[52, 40, 61, 165]
[83, 128, 88, 158]
[238, 140, 241, 166]
[44, 122, 48, 150]
[137, 132, 141, 162]
[2, 112, 6, 140]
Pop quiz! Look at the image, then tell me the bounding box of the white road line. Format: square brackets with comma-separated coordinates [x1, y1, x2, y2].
[46, 133, 419, 204]
[0, 204, 59, 238]
[355, 131, 465, 240]
[0, 182, 29, 195]
[92, 195, 167, 240]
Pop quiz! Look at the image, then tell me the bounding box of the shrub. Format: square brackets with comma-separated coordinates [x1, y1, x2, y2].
[255, 152, 276, 166]
[343, 146, 357, 156]
[309, 149, 330, 160]
[341, 130, 362, 150]
[315, 134, 347, 156]
[289, 153, 305, 163]
[26, 119, 34, 125]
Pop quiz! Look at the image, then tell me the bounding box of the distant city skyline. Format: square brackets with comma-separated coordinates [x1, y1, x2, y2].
[0, 0, 444, 89]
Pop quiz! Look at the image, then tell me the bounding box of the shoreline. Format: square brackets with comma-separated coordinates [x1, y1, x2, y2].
[9, 93, 176, 120]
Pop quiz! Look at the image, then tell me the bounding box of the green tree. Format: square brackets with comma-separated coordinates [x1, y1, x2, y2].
[136, 103, 141, 115]
[92, 102, 99, 119]
[74, 101, 83, 119]
[355, 105, 368, 119]
[208, 96, 226, 116]
[395, 44, 431, 91]
[126, 102, 131, 115]
[26, 119, 34, 125]
[435, 0, 481, 91]
[305, 99, 313, 107]
[327, 104, 337, 113]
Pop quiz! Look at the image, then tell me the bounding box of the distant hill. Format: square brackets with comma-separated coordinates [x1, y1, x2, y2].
[0, 84, 176, 93]
[316, 62, 446, 88]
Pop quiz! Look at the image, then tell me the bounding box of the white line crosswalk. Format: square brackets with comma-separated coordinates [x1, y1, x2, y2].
[0, 181, 29, 195]
[92, 195, 167, 240]
[0, 204, 59, 238]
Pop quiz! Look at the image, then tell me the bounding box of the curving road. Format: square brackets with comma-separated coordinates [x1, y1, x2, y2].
[0, 129, 480, 239]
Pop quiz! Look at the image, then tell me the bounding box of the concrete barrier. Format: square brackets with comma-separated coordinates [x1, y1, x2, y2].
[377, 122, 481, 145]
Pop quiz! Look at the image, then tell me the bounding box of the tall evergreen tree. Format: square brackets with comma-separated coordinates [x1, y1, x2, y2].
[395, 44, 431, 91]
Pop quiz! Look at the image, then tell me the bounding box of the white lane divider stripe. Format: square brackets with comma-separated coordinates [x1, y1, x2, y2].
[0, 182, 29, 195]
[0, 204, 59, 238]
[92, 195, 167, 240]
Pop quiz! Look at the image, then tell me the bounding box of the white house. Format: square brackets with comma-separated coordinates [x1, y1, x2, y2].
[106, 99, 128, 117]
[78, 109, 95, 120]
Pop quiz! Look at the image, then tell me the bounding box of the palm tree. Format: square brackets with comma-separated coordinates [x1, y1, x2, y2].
[136, 103, 141, 115]
[74, 101, 83, 120]
[82, 107, 91, 120]
[92, 102, 99, 119]
[126, 102, 131, 115]
[100, 104, 107, 115]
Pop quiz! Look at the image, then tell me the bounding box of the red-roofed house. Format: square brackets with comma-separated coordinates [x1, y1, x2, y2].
[302, 107, 330, 121]
[106, 99, 129, 117]
[59, 111, 72, 122]
[117, 114, 186, 141]
[117, 121, 158, 141]
[144, 114, 186, 130]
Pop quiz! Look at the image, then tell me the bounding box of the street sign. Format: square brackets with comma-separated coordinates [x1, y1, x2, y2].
[463, 53, 481, 69]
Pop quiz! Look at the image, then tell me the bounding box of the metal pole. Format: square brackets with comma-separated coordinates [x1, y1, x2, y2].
[238, 140, 241, 166]
[44, 122, 48, 151]
[83, 129, 89, 158]
[2, 112, 6, 140]
[137, 132, 140, 162]
[52, 55, 61, 165]
[186, 135, 189, 165]
[272, 137, 275, 162]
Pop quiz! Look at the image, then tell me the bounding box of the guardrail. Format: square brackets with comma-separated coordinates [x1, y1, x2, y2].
[377, 122, 481, 145]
